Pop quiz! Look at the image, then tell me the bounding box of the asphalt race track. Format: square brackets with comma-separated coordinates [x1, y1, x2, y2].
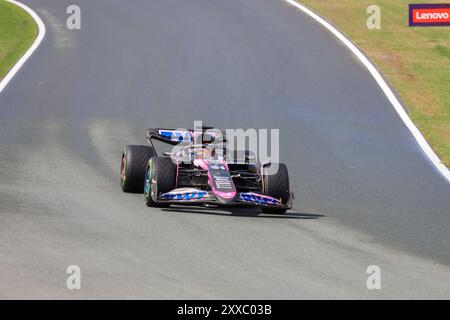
[0, 0, 449, 299]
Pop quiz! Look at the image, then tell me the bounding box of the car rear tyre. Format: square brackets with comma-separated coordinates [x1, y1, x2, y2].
[120, 145, 156, 193]
[261, 163, 290, 214]
[144, 157, 177, 207]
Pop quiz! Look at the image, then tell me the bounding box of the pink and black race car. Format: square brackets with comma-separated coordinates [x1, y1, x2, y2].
[120, 127, 293, 214]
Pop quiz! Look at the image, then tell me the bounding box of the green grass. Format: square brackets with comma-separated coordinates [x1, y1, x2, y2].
[0, 0, 38, 81]
[298, 0, 450, 167]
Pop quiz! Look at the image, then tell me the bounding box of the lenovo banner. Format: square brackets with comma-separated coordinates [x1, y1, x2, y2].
[409, 3, 450, 26]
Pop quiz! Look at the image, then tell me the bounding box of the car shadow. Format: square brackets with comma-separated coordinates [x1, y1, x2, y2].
[161, 206, 325, 220]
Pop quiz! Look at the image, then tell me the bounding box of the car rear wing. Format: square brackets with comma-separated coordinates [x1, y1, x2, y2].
[146, 128, 191, 146]
[146, 127, 226, 145]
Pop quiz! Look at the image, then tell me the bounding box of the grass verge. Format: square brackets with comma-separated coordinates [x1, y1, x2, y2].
[297, 0, 450, 168]
[0, 0, 38, 81]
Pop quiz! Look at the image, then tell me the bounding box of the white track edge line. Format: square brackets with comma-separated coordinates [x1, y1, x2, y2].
[283, 0, 450, 183]
[0, 0, 46, 93]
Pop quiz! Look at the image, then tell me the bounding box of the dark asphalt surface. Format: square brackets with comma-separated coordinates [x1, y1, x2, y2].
[0, 0, 449, 298]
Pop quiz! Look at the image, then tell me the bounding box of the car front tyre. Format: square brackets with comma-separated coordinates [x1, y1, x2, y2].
[144, 157, 177, 207]
[261, 163, 291, 214]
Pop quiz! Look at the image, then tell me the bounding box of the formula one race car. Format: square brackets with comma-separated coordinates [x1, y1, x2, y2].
[120, 127, 293, 213]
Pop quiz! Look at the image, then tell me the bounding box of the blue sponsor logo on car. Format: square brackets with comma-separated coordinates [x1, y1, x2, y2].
[161, 191, 208, 201]
[159, 130, 191, 142]
[239, 193, 280, 205]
